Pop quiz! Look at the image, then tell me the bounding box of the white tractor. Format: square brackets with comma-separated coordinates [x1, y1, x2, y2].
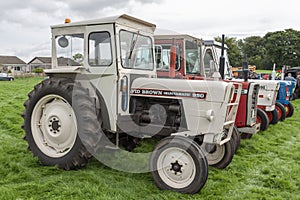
[23, 14, 238, 194]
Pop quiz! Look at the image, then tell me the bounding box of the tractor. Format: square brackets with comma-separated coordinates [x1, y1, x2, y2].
[203, 40, 280, 127]
[22, 14, 238, 194]
[275, 80, 295, 119]
[155, 34, 260, 139]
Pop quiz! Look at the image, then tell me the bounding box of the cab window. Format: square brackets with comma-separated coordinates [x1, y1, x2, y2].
[88, 32, 112, 66]
[119, 30, 154, 70]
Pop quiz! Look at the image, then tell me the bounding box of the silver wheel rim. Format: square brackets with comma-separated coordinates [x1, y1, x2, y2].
[31, 94, 77, 158]
[201, 143, 225, 165]
[157, 147, 196, 189]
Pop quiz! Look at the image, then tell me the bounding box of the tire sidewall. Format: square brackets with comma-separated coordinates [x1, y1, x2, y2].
[150, 136, 208, 194]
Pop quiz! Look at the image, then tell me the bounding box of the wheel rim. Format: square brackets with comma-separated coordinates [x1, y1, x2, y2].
[31, 94, 77, 158]
[201, 143, 225, 165]
[276, 105, 282, 119]
[266, 111, 272, 122]
[284, 105, 290, 116]
[157, 147, 196, 189]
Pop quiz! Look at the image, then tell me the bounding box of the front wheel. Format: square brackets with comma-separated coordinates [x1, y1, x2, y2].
[257, 108, 269, 131]
[266, 109, 279, 125]
[200, 137, 235, 169]
[150, 136, 208, 194]
[275, 102, 286, 121]
[284, 102, 294, 117]
[231, 126, 240, 153]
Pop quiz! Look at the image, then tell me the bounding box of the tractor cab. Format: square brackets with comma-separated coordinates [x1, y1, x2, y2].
[155, 34, 204, 79]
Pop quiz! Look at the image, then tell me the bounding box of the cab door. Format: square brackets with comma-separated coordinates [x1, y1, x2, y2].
[114, 26, 156, 116]
[86, 24, 118, 131]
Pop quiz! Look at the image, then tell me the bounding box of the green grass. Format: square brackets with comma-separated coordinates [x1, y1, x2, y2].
[0, 78, 300, 199]
[255, 70, 272, 74]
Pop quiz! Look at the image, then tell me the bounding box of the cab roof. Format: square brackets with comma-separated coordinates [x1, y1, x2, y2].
[51, 14, 156, 32]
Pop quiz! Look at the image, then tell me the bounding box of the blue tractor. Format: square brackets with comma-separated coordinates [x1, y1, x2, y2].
[275, 80, 295, 120]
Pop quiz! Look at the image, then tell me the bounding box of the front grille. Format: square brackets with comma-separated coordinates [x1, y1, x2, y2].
[248, 83, 259, 125]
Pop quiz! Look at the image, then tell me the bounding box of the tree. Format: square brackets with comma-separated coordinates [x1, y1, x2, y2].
[240, 36, 266, 69]
[215, 36, 243, 67]
[263, 29, 300, 69]
[73, 53, 83, 64]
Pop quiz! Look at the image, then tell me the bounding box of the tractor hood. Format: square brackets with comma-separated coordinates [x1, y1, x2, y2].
[249, 80, 280, 91]
[130, 78, 231, 103]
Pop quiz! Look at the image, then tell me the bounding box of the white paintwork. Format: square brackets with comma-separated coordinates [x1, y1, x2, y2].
[131, 77, 236, 143]
[156, 147, 196, 189]
[47, 14, 235, 144]
[31, 94, 77, 158]
[248, 79, 280, 109]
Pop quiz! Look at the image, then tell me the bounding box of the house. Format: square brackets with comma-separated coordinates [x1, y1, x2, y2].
[27, 57, 52, 72]
[0, 55, 27, 74]
[28, 57, 80, 72]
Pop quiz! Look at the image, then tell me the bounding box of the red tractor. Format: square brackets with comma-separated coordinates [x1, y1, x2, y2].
[154, 34, 262, 139]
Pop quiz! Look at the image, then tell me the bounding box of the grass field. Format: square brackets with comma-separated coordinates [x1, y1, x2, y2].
[255, 70, 272, 74]
[0, 78, 299, 200]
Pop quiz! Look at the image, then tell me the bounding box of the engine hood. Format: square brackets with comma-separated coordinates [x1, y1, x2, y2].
[130, 77, 231, 103]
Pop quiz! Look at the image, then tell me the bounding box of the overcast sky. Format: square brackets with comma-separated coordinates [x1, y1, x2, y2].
[1, 0, 300, 62]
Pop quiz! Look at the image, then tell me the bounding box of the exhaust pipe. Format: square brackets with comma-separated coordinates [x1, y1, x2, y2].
[219, 34, 225, 80]
[243, 55, 249, 82]
[169, 45, 176, 78]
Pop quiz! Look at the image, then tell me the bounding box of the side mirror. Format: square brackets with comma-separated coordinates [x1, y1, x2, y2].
[58, 36, 69, 48]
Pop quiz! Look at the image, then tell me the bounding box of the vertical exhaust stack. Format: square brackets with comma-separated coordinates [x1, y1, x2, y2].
[243, 55, 249, 82]
[169, 45, 176, 78]
[219, 34, 225, 80]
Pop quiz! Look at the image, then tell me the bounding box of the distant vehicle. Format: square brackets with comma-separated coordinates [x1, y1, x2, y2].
[0, 73, 14, 81]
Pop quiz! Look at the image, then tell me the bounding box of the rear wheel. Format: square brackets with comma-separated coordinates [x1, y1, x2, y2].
[284, 102, 294, 117]
[150, 136, 208, 194]
[256, 108, 269, 131]
[200, 137, 235, 169]
[22, 78, 100, 170]
[275, 102, 286, 121]
[266, 109, 279, 124]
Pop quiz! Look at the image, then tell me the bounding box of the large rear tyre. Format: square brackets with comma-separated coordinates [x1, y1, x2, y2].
[200, 137, 235, 169]
[275, 102, 286, 121]
[22, 78, 100, 170]
[257, 108, 269, 131]
[150, 136, 208, 194]
[284, 102, 294, 118]
[266, 109, 279, 125]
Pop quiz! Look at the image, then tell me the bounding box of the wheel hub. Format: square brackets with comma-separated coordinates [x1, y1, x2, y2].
[171, 160, 183, 175]
[48, 117, 61, 134]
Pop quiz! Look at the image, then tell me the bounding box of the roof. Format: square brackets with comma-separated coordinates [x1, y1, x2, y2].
[0, 56, 26, 65]
[28, 57, 52, 64]
[51, 14, 156, 32]
[203, 40, 229, 49]
[154, 34, 202, 42]
[28, 56, 79, 66]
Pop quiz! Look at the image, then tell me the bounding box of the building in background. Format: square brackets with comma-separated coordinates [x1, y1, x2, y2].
[0, 56, 26, 74]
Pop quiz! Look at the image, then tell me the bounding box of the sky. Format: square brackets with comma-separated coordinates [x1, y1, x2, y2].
[1, 0, 300, 62]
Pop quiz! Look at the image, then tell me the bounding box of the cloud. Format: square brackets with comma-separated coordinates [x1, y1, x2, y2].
[1, 0, 300, 62]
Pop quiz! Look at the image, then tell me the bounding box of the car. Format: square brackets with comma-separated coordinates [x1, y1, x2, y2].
[0, 73, 14, 81]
